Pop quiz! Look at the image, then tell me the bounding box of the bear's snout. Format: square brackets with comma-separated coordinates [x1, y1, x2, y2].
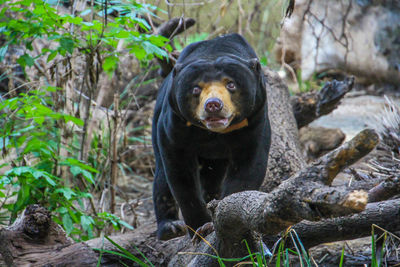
[204, 98, 223, 113]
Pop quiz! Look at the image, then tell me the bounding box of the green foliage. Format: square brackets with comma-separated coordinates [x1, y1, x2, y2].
[0, 0, 171, 74]
[0, 0, 169, 240]
[0, 87, 98, 239]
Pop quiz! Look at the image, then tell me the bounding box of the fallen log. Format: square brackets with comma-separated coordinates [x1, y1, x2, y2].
[0, 205, 98, 267]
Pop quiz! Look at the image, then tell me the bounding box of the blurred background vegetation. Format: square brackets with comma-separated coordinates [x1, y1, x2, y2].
[152, 0, 288, 67]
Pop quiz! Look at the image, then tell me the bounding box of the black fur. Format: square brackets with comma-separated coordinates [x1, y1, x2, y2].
[152, 33, 271, 240]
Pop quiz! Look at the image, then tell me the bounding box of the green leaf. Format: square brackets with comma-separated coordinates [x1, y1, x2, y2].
[47, 50, 57, 62]
[26, 41, 33, 51]
[132, 46, 146, 60]
[103, 55, 118, 72]
[81, 169, 94, 184]
[7, 166, 31, 176]
[70, 166, 95, 184]
[66, 16, 83, 25]
[17, 53, 34, 67]
[55, 207, 68, 214]
[60, 37, 74, 54]
[70, 165, 81, 177]
[80, 215, 94, 238]
[18, 125, 36, 133]
[55, 188, 76, 200]
[64, 158, 98, 173]
[13, 184, 30, 214]
[32, 169, 45, 179]
[44, 175, 56, 186]
[45, 86, 61, 92]
[119, 220, 134, 230]
[63, 114, 84, 126]
[33, 116, 45, 125]
[62, 213, 74, 235]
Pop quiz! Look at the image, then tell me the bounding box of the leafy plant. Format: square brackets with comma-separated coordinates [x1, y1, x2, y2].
[0, 87, 96, 238]
[0, 0, 170, 73]
[0, 0, 170, 240]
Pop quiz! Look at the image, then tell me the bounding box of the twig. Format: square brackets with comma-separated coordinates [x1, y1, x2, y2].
[110, 93, 119, 214]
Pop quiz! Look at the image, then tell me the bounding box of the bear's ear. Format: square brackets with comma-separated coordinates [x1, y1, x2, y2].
[172, 63, 183, 77]
[248, 58, 261, 73]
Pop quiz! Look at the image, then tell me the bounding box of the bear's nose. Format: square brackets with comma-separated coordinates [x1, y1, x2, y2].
[204, 98, 223, 113]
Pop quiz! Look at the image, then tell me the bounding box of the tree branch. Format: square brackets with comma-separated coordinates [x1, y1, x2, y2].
[292, 77, 354, 128]
[155, 17, 196, 77]
[265, 198, 400, 250]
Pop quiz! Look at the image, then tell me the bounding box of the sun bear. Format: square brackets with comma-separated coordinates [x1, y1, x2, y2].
[152, 33, 271, 240]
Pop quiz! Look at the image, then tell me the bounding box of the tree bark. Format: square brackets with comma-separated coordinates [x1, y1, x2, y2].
[261, 69, 306, 192]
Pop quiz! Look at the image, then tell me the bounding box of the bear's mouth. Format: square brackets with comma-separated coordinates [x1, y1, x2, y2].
[203, 116, 231, 130]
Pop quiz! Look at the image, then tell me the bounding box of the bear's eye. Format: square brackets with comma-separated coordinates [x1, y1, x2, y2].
[226, 81, 236, 92]
[192, 86, 202, 96]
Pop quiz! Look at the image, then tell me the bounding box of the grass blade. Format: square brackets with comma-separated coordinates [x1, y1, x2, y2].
[339, 245, 345, 267]
[104, 236, 149, 267]
[371, 226, 377, 267]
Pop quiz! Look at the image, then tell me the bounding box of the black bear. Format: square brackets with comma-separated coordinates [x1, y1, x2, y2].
[152, 33, 271, 240]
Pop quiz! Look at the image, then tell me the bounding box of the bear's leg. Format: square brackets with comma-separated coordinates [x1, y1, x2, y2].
[153, 167, 187, 240]
[222, 142, 269, 197]
[158, 149, 212, 237]
[199, 158, 228, 203]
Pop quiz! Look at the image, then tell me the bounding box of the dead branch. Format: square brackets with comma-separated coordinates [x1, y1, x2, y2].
[368, 176, 400, 203]
[292, 76, 354, 128]
[110, 94, 119, 214]
[265, 198, 400, 250]
[155, 17, 196, 77]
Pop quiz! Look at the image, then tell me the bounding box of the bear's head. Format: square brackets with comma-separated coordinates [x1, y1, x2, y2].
[169, 55, 266, 133]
